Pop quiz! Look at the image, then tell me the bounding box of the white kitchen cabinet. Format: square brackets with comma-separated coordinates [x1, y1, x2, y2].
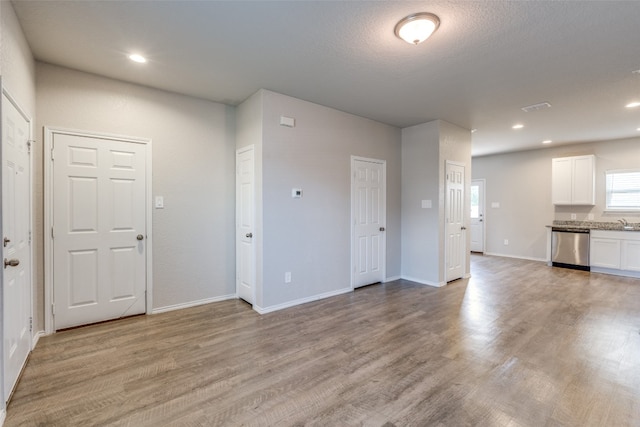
[552, 155, 595, 205]
[590, 230, 640, 277]
[590, 237, 621, 269]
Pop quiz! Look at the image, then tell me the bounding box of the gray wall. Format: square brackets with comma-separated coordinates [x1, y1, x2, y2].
[259, 90, 401, 310]
[401, 120, 472, 285]
[36, 63, 236, 315]
[472, 137, 640, 261]
[1, 0, 36, 413]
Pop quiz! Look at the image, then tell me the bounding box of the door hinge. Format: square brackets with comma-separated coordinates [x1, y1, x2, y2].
[29, 316, 33, 332]
[51, 227, 54, 239]
[52, 303, 55, 316]
[29, 230, 32, 245]
[27, 140, 34, 154]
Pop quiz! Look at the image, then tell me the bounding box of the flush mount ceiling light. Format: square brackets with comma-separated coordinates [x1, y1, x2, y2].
[394, 13, 440, 45]
[512, 124, 524, 129]
[542, 140, 552, 144]
[128, 53, 147, 63]
[626, 101, 640, 108]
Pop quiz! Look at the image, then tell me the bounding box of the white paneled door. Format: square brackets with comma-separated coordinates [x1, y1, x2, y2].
[445, 161, 466, 282]
[470, 179, 485, 253]
[352, 157, 386, 288]
[2, 92, 32, 402]
[52, 132, 147, 330]
[236, 146, 255, 304]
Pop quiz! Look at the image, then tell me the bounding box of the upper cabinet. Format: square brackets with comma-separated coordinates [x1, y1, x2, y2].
[552, 155, 595, 205]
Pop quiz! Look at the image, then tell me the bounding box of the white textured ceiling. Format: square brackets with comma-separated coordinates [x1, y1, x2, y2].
[11, 0, 640, 156]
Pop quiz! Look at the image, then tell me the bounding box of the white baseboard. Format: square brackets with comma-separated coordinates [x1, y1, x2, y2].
[32, 330, 46, 349]
[253, 287, 352, 314]
[384, 275, 401, 282]
[590, 267, 640, 279]
[484, 252, 547, 263]
[400, 275, 446, 287]
[152, 294, 237, 314]
[1, 408, 6, 427]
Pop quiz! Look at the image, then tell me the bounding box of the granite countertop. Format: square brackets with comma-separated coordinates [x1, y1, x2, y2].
[547, 220, 640, 232]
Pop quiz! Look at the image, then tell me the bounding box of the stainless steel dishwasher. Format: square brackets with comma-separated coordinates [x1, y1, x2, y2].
[551, 227, 590, 271]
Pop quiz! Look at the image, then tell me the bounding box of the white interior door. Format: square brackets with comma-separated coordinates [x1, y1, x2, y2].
[52, 132, 147, 330]
[2, 92, 32, 402]
[352, 157, 386, 288]
[470, 179, 485, 253]
[236, 146, 255, 304]
[445, 161, 465, 282]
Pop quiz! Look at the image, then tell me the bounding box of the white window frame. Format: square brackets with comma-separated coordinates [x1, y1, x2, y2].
[605, 169, 640, 212]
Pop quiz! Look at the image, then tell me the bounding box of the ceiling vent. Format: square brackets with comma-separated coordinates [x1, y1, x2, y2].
[521, 102, 552, 112]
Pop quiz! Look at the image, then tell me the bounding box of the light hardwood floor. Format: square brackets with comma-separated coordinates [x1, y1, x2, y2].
[5, 255, 640, 426]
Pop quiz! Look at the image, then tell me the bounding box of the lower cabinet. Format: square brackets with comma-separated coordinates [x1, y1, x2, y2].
[590, 230, 640, 277]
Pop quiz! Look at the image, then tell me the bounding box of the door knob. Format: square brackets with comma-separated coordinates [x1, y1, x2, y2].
[4, 258, 19, 268]
[379, 227, 385, 232]
[461, 226, 467, 230]
[246, 233, 253, 238]
[137, 234, 144, 241]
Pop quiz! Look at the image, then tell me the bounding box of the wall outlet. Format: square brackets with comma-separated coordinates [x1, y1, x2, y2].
[504, 239, 509, 245]
[570, 213, 577, 220]
[284, 272, 291, 283]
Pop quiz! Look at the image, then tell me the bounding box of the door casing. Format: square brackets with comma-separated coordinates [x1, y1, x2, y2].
[44, 127, 153, 334]
[470, 179, 486, 253]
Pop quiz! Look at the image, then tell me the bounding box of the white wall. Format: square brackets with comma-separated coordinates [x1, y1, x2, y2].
[1, 0, 36, 416]
[401, 120, 472, 285]
[472, 137, 640, 261]
[258, 90, 401, 310]
[36, 63, 236, 318]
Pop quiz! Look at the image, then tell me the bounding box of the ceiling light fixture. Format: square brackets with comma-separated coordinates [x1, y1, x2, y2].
[542, 140, 552, 144]
[626, 101, 640, 108]
[394, 13, 440, 45]
[512, 124, 524, 129]
[129, 53, 147, 63]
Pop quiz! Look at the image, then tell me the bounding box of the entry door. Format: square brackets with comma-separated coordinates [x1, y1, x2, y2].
[2, 92, 32, 401]
[236, 146, 255, 304]
[52, 132, 147, 330]
[352, 157, 386, 288]
[445, 161, 465, 282]
[470, 179, 485, 253]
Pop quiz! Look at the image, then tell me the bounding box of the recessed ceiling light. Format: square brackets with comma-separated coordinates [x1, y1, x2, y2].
[394, 13, 440, 45]
[512, 124, 524, 129]
[471, 128, 477, 133]
[626, 101, 640, 108]
[129, 53, 147, 63]
[637, 127, 640, 131]
[542, 140, 552, 144]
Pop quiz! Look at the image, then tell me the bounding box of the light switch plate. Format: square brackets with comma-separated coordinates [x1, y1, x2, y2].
[421, 199, 432, 209]
[155, 196, 164, 209]
[491, 202, 500, 208]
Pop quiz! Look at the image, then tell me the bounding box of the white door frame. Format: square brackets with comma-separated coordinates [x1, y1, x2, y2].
[44, 127, 153, 334]
[235, 145, 256, 305]
[444, 160, 467, 281]
[470, 178, 486, 253]
[1, 87, 34, 402]
[350, 156, 386, 289]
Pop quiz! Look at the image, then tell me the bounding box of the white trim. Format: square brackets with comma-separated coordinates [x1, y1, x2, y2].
[471, 178, 486, 253]
[400, 275, 446, 287]
[152, 294, 237, 314]
[350, 156, 387, 290]
[44, 127, 153, 333]
[32, 331, 45, 349]
[484, 252, 547, 263]
[253, 287, 352, 314]
[1, 408, 5, 426]
[590, 267, 640, 279]
[384, 275, 401, 282]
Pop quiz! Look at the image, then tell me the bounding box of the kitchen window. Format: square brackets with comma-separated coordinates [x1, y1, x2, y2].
[605, 169, 640, 211]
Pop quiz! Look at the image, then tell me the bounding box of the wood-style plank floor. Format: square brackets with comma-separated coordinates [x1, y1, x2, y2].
[6, 255, 640, 426]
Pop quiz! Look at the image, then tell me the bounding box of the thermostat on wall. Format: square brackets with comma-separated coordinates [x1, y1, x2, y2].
[291, 188, 302, 198]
